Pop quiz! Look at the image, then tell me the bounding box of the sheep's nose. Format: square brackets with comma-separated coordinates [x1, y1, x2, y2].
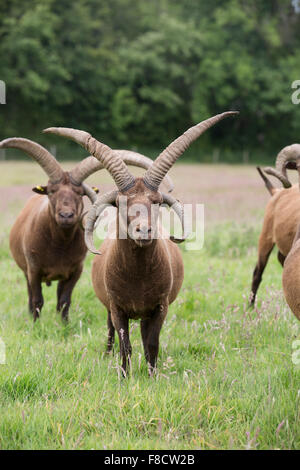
[136, 224, 152, 237]
[59, 211, 74, 219]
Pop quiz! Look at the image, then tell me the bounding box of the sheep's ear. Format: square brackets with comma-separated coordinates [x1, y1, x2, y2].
[92, 186, 99, 194]
[32, 185, 48, 195]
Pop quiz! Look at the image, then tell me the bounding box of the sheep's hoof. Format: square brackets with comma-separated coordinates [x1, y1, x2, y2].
[61, 312, 69, 323]
[33, 308, 40, 322]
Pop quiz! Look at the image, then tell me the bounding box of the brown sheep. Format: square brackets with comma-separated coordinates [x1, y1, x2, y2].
[1, 137, 172, 321]
[250, 144, 300, 306]
[265, 147, 300, 321]
[44, 110, 238, 374]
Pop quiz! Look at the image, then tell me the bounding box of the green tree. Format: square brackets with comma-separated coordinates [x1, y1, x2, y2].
[1, 0, 300, 160]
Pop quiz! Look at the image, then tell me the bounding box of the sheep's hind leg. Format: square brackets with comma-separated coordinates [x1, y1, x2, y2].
[277, 251, 286, 267]
[141, 303, 168, 375]
[250, 242, 274, 306]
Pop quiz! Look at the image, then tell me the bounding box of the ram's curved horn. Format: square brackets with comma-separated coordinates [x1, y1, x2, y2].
[43, 127, 135, 192]
[84, 190, 119, 254]
[82, 183, 98, 204]
[161, 193, 189, 244]
[0, 137, 63, 183]
[115, 151, 174, 192]
[143, 111, 239, 191]
[263, 168, 291, 188]
[70, 151, 174, 192]
[264, 144, 300, 189]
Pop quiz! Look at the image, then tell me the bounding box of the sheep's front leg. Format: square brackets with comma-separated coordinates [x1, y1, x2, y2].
[106, 310, 115, 353]
[56, 266, 82, 321]
[110, 304, 131, 376]
[25, 276, 33, 313]
[27, 272, 43, 321]
[141, 303, 168, 375]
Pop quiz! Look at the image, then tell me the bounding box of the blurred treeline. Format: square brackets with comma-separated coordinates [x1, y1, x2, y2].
[1, 0, 300, 162]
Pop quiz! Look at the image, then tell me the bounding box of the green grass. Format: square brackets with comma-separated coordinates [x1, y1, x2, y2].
[0, 219, 299, 450]
[0, 161, 299, 449]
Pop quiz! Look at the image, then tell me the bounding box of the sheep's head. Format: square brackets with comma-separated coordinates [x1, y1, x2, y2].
[116, 178, 163, 247]
[42, 111, 239, 253]
[33, 173, 86, 228]
[0, 137, 102, 229]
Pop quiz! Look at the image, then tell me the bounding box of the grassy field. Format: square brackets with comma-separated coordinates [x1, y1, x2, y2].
[0, 162, 299, 450]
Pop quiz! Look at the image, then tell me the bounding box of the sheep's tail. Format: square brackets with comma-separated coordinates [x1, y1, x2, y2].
[256, 166, 276, 196]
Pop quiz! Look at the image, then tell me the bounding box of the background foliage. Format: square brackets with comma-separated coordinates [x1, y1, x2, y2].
[0, 0, 300, 161]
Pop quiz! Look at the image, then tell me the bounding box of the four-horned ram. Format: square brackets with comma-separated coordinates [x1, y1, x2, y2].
[263, 145, 300, 321]
[43, 111, 238, 374]
[0, 137, 172, 321]
[250, 144, 300, 305]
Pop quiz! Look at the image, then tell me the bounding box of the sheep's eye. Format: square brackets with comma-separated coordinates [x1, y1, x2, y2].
[150, 197, 161, 205]
[72, 188, 82, 195]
